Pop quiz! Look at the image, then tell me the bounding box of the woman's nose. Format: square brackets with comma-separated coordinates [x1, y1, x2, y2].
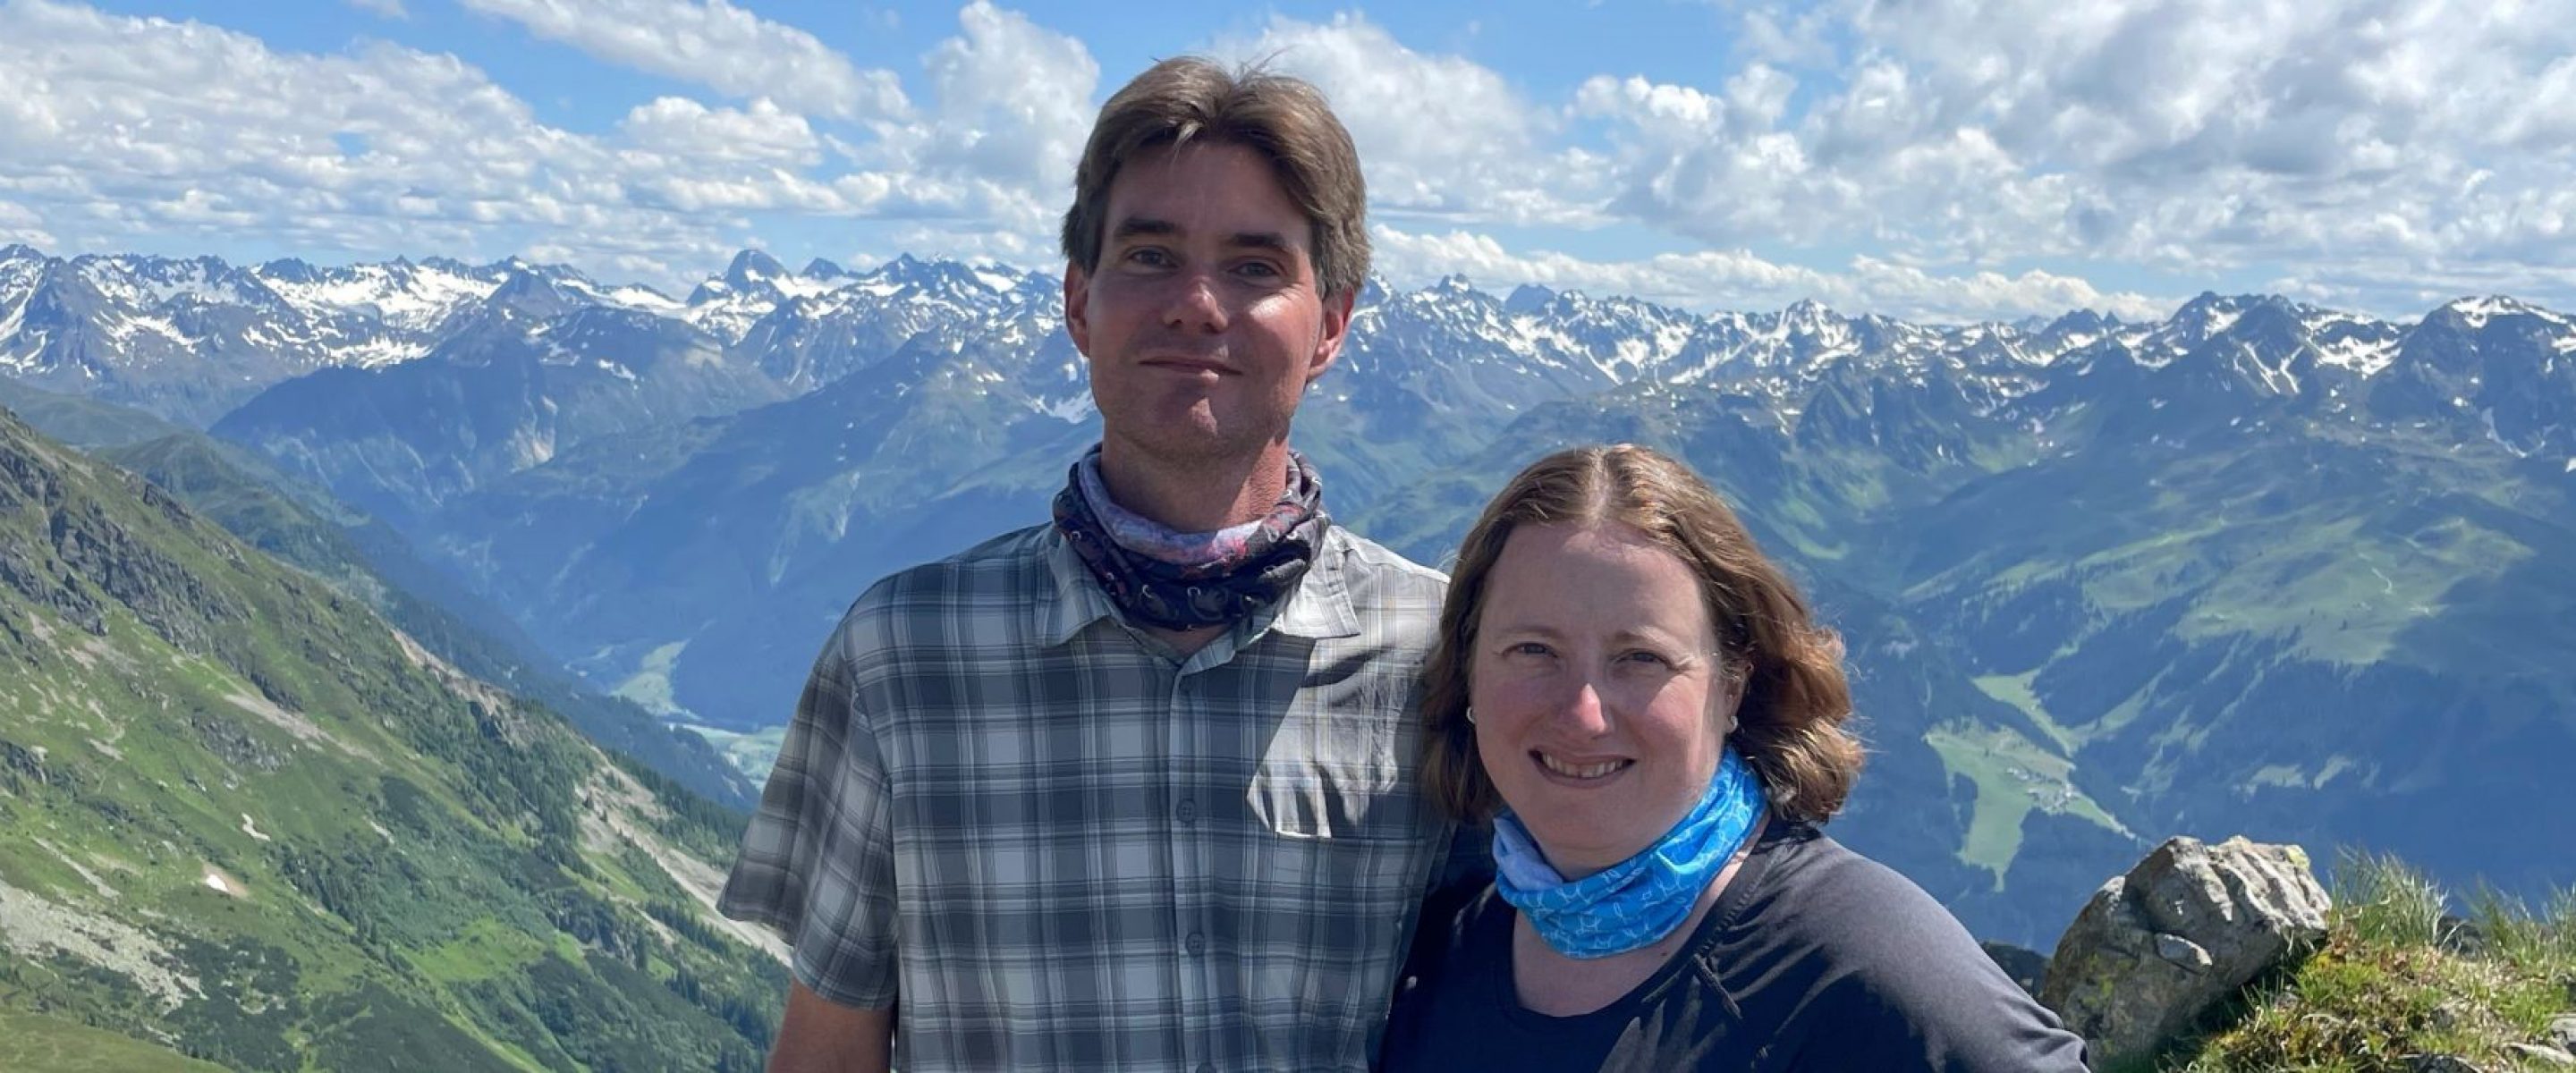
[1551, 679, 1614, 736]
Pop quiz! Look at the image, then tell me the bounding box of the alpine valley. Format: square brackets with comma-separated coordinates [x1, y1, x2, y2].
[0, 395, 787, 1068]
[5, 241, 2573, 967]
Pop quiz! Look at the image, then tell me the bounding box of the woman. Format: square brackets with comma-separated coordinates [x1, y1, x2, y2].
[1380, 444, 2089, 1071]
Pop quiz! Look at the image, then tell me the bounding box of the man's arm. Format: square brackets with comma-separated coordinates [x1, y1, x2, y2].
[721, 611, 906, 1073]
[767, 980, 893, 1073]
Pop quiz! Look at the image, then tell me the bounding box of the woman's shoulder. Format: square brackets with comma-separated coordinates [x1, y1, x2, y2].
[1732, 827, 2091, 1070]
[1737, 828, 1997, 979]
[1754, 826, 1954, 922]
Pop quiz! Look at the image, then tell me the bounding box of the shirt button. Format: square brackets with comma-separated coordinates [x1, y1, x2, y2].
[1175, 798, 1198, 824]
[1185, 931, 1207, 955]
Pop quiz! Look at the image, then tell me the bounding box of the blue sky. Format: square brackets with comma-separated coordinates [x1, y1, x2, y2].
[6, 0, 2573, 321]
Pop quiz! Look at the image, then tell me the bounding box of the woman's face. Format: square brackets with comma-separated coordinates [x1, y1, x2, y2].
[1470, 520, 1741, 877]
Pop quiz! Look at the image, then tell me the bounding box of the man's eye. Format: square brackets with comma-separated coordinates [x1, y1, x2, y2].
[1123, 248, 1173, 267]
[1235, 260, 1280, 278]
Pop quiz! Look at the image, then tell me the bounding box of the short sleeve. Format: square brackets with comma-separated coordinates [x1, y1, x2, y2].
[716, 620, 900, 1010]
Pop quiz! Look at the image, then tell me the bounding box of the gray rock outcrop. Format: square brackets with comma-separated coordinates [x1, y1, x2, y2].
[2506, 1042, 2574, 1069]
[2547, 1015, 2576, 1055]
[2038, 835, 2333, 1060]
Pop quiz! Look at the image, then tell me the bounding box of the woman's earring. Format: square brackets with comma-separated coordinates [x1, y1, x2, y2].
[1465, 706, 1478, 725]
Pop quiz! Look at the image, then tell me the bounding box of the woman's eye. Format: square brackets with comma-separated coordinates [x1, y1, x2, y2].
[1504, 642, 1554, 659]
[1619, 650, 1673, 668]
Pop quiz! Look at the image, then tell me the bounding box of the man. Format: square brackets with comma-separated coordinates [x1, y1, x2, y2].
[719, 57, 1457, 1072]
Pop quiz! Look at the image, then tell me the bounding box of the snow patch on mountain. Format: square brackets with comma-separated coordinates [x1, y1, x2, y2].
[971, 267, 1022, 295]
[561, 278, 682, 313]
[2316, 334, 2400, 376]
[255, 259, 500, 332]
[2445, 296, 2521, 330]
[105, 312, 192, 347]
[79, 258, 233, 308]
[0, 291, 26, 347]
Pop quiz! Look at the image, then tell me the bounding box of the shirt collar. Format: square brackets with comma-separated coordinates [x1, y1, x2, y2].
[1038, 525, 1361, 648]
[1267, 528, 1360, 639]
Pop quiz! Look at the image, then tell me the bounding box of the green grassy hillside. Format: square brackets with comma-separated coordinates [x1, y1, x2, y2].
[0, 376, 756, 810]
[0, 403, 785, 1070]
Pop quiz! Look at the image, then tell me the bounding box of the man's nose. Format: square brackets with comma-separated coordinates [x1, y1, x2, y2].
[1158, 268, 1229, 333]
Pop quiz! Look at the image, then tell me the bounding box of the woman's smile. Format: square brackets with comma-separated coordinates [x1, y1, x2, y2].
[1533, 752, 1634, 783]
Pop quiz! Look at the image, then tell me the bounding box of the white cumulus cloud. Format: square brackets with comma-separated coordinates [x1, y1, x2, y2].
[1219, 13, 1609, 228]
[1371, 225, 2173, 323]
[911, 1, 1098, 223]
[619, 97, 821, 166]
[0, 0, 1120, 285]
[4, 0, 2572, 320]
[1602, 0, 2576, 310]
[456, 0, 911, 122]
[0, 198, 55, 247]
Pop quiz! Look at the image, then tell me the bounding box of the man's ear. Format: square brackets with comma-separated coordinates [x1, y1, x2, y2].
[1063, 262, 1092, 356]
[1308, 286, 1357, 382]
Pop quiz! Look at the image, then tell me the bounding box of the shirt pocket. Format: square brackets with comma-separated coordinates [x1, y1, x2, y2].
[1237, 680, 1435, 1068]
[1243, 666, 1425, 842]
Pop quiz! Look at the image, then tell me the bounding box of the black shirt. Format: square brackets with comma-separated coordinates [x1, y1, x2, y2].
[1378, 823, 2091, 1071]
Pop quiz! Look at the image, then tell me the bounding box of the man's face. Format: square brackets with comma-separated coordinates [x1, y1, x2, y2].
[1064, 141, 1353, 467]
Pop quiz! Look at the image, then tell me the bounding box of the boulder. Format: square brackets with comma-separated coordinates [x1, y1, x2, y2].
[2038, 835, 2332, 1060]
[2437, 912, 2493, 957]
[2547, 1015, 2576, 1055]
[2504, 1043, 2574, 1069]
[1979, 940, 2049, 996]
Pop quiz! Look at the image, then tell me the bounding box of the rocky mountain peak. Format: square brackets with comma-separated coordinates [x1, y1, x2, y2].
[722, 249, 787, 290]
[485, 266, 573, 312]
[256, 256, 323, 283]
[1504, 282, 1558, 314]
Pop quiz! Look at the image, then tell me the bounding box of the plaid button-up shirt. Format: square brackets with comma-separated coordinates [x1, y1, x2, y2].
[719, 522, 1454, 1072]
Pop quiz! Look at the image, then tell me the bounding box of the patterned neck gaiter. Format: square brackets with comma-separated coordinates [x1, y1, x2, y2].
[1491, 746, 1768, 959]
[1051, 444, 1330, 631]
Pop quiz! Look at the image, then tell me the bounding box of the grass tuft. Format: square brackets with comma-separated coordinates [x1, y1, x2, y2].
[2334, 848, 2450, 949]
[2119, 848, 2575, 1072]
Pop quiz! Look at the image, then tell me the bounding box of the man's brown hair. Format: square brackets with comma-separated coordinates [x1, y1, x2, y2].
[1060, 56, 1370, 299]
[1419, 444, 1866, 824]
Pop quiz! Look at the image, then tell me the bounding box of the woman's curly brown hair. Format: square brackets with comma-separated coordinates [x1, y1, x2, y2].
[1420, 444, 1864, 824]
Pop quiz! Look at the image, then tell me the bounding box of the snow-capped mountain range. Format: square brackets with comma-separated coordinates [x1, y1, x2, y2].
[9, 243, 2576, 947]
[8, 241, 2572, 458]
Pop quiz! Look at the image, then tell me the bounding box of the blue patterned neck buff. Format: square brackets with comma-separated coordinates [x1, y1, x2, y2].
[1492, 746, 1767, 959]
